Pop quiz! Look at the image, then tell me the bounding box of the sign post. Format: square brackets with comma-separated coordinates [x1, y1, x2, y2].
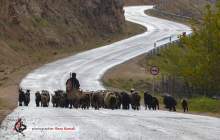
[150, 66, 160, 94]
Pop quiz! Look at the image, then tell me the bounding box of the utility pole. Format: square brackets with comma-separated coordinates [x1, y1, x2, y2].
[152, 75, 155, 94]
[154, 0, 160, 8]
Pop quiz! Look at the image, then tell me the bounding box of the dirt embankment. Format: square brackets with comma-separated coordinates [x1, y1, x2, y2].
[124, 0, 154, 6]
[0, 0, 125, 75]
[0, 0, 147, 123]
[154, 0, 215, 20]
[124, 0, 215, 20]
[0, 0, 126, 86]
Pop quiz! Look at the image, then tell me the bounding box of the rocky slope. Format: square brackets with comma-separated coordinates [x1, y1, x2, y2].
[0, 0, 125, 85]
[0, 0, 125, 43]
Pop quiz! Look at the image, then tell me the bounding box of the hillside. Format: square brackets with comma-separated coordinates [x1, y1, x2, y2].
[0, 0, 125, 78]
[0, 0, 146, 122]
[155, 0, 215, 19]
[125, 0, 215, 19]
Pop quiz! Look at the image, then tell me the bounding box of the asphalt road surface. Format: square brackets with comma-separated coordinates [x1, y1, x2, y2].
[1, 6, 219, 140]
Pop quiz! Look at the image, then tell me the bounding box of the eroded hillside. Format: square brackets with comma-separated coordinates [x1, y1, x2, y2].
[0, 0, 126, 85]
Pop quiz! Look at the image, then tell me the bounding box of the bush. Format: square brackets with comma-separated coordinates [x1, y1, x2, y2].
[189, 97, 220, 113]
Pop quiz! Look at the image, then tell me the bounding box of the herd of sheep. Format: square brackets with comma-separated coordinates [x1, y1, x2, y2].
[18, 89, 188, 112]
[36, 90, 142, 110]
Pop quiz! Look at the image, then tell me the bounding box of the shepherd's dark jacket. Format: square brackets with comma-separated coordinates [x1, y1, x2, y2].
[66, 77, 80, 90]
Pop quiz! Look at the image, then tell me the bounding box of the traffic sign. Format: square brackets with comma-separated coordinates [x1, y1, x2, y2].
[150, 66, 160, 76]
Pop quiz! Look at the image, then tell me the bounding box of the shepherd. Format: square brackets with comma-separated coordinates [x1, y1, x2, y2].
[66, 72, 80, 108]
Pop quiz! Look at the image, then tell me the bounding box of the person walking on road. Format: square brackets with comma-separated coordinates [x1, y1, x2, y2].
[66, 73, 80, 92]
[66, 73, 80, 108]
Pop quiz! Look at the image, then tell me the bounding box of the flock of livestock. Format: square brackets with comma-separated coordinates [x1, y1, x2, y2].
[18, 88, 189, 112]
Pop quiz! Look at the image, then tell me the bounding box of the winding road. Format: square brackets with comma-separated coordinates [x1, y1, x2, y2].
[1, 6, 220, 140]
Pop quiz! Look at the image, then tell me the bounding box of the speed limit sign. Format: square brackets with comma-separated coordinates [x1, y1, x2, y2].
[150, 66, 160, 76]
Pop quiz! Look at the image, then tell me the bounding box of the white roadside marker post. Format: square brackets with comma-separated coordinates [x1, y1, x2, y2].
[154, 42, 156, 55]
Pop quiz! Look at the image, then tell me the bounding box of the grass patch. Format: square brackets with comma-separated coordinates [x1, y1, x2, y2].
[104, 78, 151, 93]
[188, 97, 220, 113]
[103, 66, 220, 116]
[0, 98, 8, 109]
[32, 16, 49, 28]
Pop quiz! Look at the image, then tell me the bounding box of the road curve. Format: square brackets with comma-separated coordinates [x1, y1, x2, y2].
[1, 6, 220, 140]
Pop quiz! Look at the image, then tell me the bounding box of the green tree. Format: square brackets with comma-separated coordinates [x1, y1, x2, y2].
[150, 2, 220, 96]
